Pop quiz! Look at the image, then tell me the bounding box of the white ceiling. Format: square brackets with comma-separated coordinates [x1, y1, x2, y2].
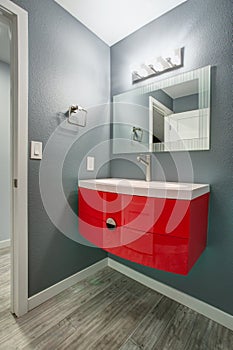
[0, 21, 10, 63]
[54, 0, 187, 46]
[163, 79, 199, 99]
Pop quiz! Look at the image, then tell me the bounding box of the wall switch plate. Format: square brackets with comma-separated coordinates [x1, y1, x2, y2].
[30, 141, 43, 160]
[87, 156, 95, 171]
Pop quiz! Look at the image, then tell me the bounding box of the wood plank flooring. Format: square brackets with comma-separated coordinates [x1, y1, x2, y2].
[0, 248, 232, 349]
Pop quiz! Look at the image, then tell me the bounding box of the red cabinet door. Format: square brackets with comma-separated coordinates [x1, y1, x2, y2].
[79, 188, 190, 238]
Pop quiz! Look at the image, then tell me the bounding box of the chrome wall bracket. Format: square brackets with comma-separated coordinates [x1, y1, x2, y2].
[68, 105, 87, 127]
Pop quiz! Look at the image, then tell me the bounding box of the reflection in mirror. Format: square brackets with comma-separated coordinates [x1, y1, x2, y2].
[113, 66, 211, 153]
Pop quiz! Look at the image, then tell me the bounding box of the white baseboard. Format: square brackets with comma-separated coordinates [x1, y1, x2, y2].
[0, 239, 10, 249]
[108, 258, 233, 331]
[28, 258, 108, 311]
[27, 255, 233, 331]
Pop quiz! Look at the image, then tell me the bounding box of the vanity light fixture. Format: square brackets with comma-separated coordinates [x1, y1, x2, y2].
[131, 47, 184, 84]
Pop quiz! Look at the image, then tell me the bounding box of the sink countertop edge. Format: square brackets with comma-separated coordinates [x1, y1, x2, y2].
[78, 179, 210, 200]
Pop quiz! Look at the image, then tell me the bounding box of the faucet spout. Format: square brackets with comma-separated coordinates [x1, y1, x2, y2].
[137, 154, 151, 182]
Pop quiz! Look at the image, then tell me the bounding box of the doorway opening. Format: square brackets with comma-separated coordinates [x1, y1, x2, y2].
[149, 96, 173, 152]
[0, 14, 11, 250]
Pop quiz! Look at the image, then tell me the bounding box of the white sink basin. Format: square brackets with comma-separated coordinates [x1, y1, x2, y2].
[79, 178, 210, 200]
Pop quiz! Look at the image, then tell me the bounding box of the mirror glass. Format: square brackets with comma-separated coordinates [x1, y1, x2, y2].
[113, 66, 211, 153]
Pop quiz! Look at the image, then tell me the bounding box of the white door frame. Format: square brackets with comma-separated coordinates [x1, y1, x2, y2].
[149, 96, 173, 151]
[0, 0, 28, 317]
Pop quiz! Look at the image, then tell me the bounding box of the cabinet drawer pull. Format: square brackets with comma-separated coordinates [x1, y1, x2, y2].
[106, 218, 117, 230]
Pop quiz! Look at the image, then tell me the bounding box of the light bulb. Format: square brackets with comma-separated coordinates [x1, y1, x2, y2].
[168, 48, 181, 66]
[137, 66, 148, 77]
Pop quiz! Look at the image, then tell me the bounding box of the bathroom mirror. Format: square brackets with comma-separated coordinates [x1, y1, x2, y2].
[112, 65, 211, 153]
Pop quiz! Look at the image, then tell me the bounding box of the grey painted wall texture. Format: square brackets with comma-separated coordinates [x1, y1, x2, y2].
[11, 0, 109, 296]
[110, 0, 233, 315]
[0, 61, 10, 242]
[9, 0, 233, 316]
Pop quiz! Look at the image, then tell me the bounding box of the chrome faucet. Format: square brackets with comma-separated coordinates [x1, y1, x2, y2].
[137, 154, 151, 182]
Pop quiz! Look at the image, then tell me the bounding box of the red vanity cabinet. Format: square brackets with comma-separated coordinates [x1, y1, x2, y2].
[78, 186, 209, 275]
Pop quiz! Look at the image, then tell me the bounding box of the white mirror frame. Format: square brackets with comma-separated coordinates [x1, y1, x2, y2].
[113, 65, 211, 153]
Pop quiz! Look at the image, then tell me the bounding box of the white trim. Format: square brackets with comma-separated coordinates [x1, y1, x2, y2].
[0, 239, 10, 249]
[0, 0, 28, 317]
[149, 96, 153, 150]
[27, 255, 233, 331]
[150, 96, 173, 116]
[149, 96, 173, 151]
[0, 0, 26, 13]
[108, 258, 233, 331]
[28, 258, 108, 311]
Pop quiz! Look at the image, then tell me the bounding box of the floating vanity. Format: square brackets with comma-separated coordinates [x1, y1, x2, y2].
[78, 179, 210, 275]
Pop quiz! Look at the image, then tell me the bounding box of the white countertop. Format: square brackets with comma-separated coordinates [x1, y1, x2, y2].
[78, 178, 210, 200]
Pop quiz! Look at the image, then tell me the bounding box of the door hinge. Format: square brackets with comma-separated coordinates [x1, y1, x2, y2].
[14, 179, 18, 188]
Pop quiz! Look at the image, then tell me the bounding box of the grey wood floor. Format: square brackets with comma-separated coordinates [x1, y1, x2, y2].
[0, 248, 232, 349]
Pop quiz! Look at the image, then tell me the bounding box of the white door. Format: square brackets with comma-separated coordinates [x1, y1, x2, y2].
[165, 109, 201, 143]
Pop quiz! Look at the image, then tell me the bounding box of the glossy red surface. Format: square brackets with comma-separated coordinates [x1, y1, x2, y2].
[78, 187, 209, 275]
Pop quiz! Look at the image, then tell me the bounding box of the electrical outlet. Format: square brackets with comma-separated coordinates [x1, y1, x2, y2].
[87, 156, 95, 171]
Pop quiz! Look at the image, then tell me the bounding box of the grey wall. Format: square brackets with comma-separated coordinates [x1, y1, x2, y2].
[173, 93, 198, 113]
[0, 61, 10, 242]
[9, 0, 233, 315]
[110, 0, 233, 315]
[12, 0, 110, 296]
